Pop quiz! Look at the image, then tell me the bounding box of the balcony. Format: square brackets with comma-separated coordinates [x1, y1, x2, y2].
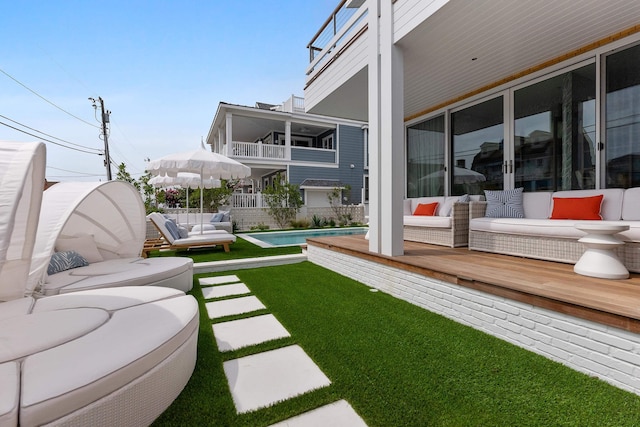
[231, 141, 288, 160]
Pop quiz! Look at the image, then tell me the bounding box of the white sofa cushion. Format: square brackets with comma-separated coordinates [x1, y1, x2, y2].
[439, 194, 470, 217]
[552, 188, 624, 220]
[404, 215, 452, 228]
[622, 187, 640, 220]
[470, 217, 587, 238]
[522, 192, 552, 218]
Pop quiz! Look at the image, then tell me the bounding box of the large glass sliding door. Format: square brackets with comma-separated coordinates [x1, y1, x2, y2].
[406, 115, 445, 197]
[513, 64, 596, 191]
[605, 44, 640, 188]
[451, 96, 503, 194]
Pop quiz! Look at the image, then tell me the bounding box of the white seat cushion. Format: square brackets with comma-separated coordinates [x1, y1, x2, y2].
[404, 215, 452, 228]
[0, 362, 19, 426]
[470, 217, 586, 238]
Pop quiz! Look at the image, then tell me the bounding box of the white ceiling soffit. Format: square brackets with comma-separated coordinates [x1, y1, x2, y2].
[399, 0, 640, 119]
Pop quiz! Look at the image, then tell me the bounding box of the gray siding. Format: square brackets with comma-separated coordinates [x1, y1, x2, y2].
[289, 124, 365, 204]
[291, 148, 336, 163]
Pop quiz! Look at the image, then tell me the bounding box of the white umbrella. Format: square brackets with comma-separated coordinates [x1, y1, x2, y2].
[422, 166, 486, 184]
[148, 143, 251, 233]
[149, 173, 222, 229]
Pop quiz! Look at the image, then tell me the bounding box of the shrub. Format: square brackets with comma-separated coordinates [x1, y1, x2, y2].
[290, 218, 311, 229]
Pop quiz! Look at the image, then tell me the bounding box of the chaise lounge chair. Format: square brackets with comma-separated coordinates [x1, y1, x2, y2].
[0, 141, 198, 426]
[147, 211, 236, 252]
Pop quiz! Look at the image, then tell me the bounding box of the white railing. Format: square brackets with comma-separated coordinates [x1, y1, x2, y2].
[232, 141, 288, 160]
[231, 193, 269, 208]
[306, 0, 368, 76]
[280, 95, 305, 113]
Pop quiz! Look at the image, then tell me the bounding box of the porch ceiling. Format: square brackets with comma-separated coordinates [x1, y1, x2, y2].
[308, 0, 640, 122]
[230, 115, 335, 142]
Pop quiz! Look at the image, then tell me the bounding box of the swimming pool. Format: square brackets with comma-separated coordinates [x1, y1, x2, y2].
[238, 227, 368, 248]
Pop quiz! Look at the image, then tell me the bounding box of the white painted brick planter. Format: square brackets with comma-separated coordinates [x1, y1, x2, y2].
[307, 243, 640, 396]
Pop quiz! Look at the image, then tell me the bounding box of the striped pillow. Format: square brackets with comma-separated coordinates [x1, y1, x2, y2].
[47, 251, 89, 275]
[484, 188, 525, 218]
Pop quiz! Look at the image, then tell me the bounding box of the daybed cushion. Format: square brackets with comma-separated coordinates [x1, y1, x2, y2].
[484, 188, 524, 218]
[0, 362, 18, 426]
[165, 220, 182, 240]
[47, 251, 88, 275]
[55, 234, 104, 263]
[19, 287, 198, 426]
[43, 257, 194, 295]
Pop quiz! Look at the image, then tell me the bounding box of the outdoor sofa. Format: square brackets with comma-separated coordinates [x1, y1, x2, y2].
[468, 187, 640, 272]
[403, 194, 484, 247]
[1, 141, 198, 426]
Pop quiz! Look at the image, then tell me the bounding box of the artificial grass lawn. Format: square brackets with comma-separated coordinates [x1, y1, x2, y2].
[154, 262, 640, 426]
[146, 234, 302, 263]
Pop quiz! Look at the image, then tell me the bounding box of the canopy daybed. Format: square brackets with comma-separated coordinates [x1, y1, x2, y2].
[0, 141, 198, 426]
[28, 180, 193, 295]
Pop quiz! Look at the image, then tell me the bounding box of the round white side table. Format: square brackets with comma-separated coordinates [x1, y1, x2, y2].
[574, 222, 629, 279]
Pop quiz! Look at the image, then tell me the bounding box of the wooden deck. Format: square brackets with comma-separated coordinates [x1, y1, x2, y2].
[307, 235, 640, 333]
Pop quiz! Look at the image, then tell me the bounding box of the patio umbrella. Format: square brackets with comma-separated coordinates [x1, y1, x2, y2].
[147, 143, 251, 233]
[148, 172, 221, 229]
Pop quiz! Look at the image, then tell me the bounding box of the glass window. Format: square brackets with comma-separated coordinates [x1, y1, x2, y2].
[451, 97, 503, 194]
[514, 64, 596, 191]
[606, 44, 640, 188]
[406, 115, 445, 197]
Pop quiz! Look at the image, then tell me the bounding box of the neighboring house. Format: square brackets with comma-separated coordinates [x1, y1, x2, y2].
[205, 96, 368, 210]
[303, 0, 640, 256]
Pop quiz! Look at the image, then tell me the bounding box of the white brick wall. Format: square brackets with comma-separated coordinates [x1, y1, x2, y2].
[307, 244, 640, 396]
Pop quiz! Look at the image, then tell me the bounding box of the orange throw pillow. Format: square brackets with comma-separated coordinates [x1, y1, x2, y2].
[413, 202, 439, 216]
[549, 195, 603, 220]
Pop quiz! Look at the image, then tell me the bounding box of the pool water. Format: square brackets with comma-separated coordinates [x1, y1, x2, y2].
[238, 227, 368, 248]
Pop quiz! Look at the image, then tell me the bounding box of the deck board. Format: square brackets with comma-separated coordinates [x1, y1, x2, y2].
[307, 235, 640, 332]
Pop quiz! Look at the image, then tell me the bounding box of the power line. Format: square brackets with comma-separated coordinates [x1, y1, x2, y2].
[0, 120, 103, 155]
[0, 114, 101, 153]
[0, 67, 100, 129]
[46, 165, 103, 176]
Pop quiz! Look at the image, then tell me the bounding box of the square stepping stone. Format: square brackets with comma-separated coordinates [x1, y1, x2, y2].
[223, 345, 331, 413]
[268, 400, 368, 427]
[206, 296, 266, 319]
[202, 283, 250, 299]
[199, 275, 240, 286]
[213, 314, 291, 352]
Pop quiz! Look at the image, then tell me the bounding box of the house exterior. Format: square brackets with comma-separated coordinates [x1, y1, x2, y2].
[303, 0, 640, 257]
[205, 96, 368, 211]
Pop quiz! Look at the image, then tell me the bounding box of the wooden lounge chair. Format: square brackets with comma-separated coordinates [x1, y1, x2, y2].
[147, 212, 236, 252]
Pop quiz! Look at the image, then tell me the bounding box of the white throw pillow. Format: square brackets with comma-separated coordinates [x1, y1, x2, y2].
[55, 234, 104, 263]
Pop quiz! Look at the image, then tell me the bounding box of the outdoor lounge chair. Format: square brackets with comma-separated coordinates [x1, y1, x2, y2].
[148, 212, 236, 252]
[0, 141, 198, 426]
[28, 181, 194, 295]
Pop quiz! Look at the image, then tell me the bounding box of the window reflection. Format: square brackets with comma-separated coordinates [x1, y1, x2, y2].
[606, 44, 640, 188]
[514, 64, 596, 191]
[452, 97, 503, 194]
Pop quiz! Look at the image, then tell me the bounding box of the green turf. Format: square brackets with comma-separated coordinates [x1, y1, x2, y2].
[154, 262, 640, 426]
[146, 234, 301, 263]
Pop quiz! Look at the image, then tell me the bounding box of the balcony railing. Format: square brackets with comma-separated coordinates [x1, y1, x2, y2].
[232, 141, 288, 160]
[306, 0, 368, 76]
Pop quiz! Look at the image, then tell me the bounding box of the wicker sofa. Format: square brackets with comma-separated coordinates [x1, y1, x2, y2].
[469, 188, 640, 272]
[403, 195, 483, 247]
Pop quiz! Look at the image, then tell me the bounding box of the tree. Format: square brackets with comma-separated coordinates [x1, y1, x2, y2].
[262, 173, 303, 229]
[115, 163, 140, 191]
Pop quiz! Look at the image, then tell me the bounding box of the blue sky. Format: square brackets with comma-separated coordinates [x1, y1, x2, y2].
[0, 1, 338, 181]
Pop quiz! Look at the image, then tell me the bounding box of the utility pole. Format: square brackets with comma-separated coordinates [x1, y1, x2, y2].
[89, 96, 112, 180]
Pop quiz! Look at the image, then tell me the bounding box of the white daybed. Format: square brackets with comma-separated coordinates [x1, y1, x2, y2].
[0, 141, 198, 426]
[28, 181, 193, 295]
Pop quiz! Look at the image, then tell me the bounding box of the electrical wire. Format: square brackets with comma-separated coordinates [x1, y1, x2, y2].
[0, 67, 99, 129]
[0, 120, 103, 155]
[46, 165, 103, 177]
[0, 114, 101, 153]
